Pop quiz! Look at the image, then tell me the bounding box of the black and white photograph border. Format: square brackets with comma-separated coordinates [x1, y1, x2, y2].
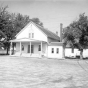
[0, 0, 88, 88]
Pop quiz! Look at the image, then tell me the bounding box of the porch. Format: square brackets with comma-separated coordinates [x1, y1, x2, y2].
[12, 53, 42, 58]
[10, 38, 48, 58]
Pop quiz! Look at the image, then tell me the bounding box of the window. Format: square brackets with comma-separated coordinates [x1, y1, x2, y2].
[22, 45, 24, 51]
[56, 48, 59, 53]
[51, 48, 54, 53]
[29, 33, 34, 38]
[32, 33, 34, 38]
[38, 45, 41, 51]
[29, 33, 31, 38]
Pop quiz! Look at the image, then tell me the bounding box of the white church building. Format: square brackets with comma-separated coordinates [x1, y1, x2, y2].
[10, 21, 64, 58]
[10, 21, 88, 59]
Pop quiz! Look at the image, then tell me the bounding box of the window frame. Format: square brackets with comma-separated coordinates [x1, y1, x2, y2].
[29, 33, 31, 38]
[38, 45, 41, 51]
[56, 48, 59, 54]
[51, 48, 54, 53]
[32, 33, 34, 38]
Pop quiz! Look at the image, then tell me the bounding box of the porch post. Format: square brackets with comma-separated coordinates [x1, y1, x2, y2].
[41, 41, 42, 56]
[10, 42, 12, 55]
[20, 42, 22, 56]
[30, 42, 31, 56]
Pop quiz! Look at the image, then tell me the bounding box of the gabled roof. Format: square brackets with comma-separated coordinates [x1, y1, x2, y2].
[15, 21, 60, 41]
[32, 22, 60, 41]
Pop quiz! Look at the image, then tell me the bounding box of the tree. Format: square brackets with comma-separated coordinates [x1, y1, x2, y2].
[63, 13, 88, 59]
[0, 6, 11, 54]
[14, 14, 43, 35]
[13, 13, 30, 35]
[31, 18, 43, 27]
[0, 30, 6, 48]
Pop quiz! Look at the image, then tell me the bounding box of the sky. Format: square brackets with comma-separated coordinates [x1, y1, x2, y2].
[0, 0, 88, 36]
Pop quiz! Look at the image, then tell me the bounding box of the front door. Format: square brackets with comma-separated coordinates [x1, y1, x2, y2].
[28, 45, 34, 53]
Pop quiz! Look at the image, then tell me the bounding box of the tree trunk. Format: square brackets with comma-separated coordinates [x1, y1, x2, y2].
[6, 47, 9, 55]
[12, 43, 14, 54]
[80, 49, 83, 59]
[6, 42, 10, 55]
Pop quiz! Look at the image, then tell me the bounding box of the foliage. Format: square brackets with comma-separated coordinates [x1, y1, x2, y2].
[13, 13, 30, 35]
[0, 30, 6, 48]
[31, 18, 43, 27]
[0, 6, 43, 54]
[63, 13, 88, 59]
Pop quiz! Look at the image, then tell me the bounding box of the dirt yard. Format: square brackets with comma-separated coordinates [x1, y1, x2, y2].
[0, 56, 88, 88]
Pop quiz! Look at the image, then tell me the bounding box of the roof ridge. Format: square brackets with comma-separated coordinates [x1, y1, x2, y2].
[34, 22, 59, 37]
[33, 22, 60, 41]
[46, 28, 59, 37]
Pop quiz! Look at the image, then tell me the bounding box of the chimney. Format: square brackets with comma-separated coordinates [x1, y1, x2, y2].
[56, 31, 58, 36]
[60, 23, 63, 42]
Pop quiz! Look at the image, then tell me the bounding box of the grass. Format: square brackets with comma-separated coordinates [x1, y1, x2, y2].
[0, 56, 88, 88]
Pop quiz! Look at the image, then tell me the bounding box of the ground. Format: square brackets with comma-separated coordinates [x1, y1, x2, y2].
[0, 56, 88, 88]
